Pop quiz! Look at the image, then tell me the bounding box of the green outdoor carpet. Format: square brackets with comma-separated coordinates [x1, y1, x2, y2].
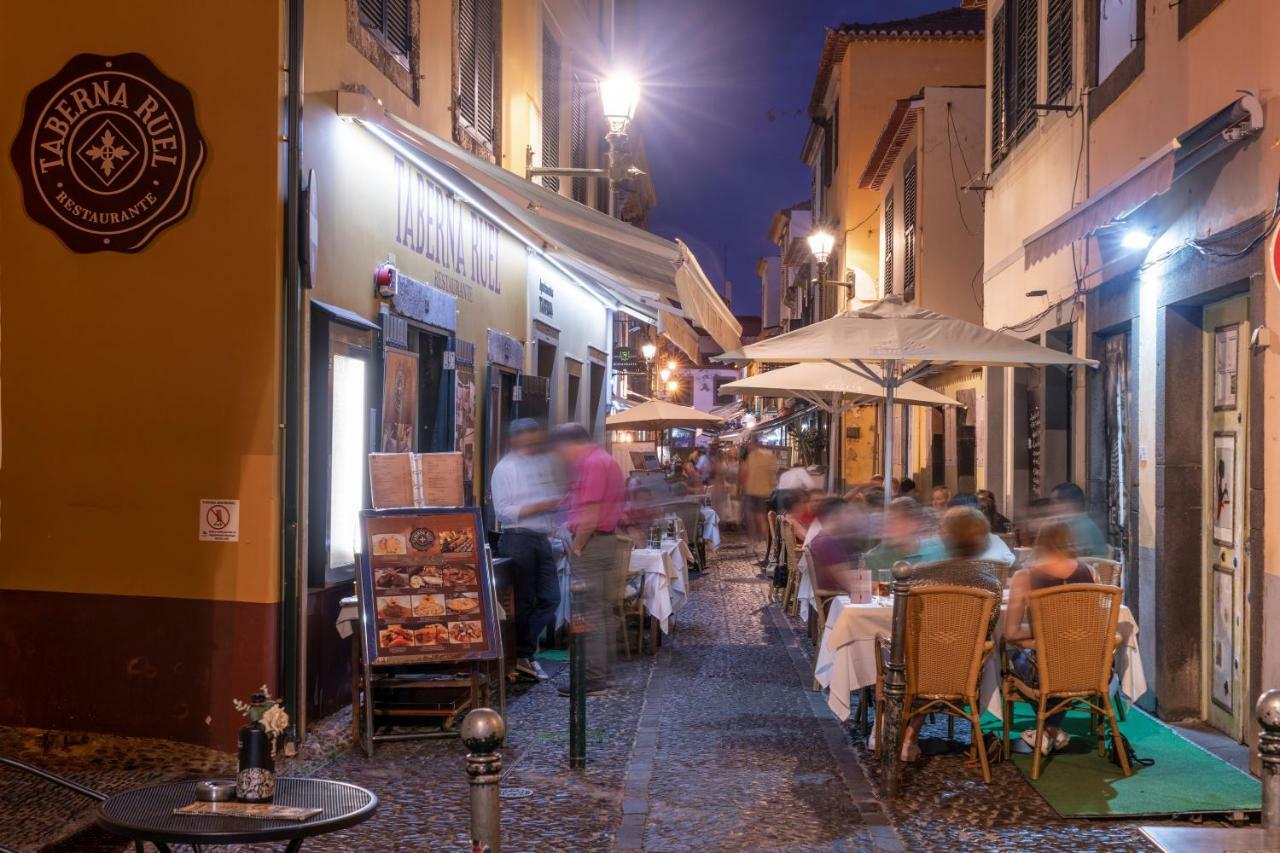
[538, 648, 569, 662]
[986, 705, 1260, 817]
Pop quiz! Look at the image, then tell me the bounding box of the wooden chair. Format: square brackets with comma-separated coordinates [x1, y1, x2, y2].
[781, 520, 801, 615]
[766, 509, 780, 599]
[874, 585, 999, 782]
[1001, 583, 1131, 780]
[613, 536, 643, 658]
[1080, 557, 1122, 587]
[669, 499, 703, 573]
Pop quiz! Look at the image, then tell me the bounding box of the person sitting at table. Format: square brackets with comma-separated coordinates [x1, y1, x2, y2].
[977, 489, 1012, 535]
[1004, 520, 1096, 755]
[863, 498, 945, 581]
[890, 506, 1003, 761]
[949, 493, 1016, 567]
[805, 497, 860, 593]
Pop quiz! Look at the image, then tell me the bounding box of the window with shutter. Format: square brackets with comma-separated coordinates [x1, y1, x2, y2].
[903, 158, 917, 303]
[541, 28, 561, 192]
[349, 0, 418, 100]
[822, 121, 833, 189]
[456, 0, 500, 156]
[1046, 0, 1073, 104]
[569, 74, 589, 204]
[884, 190, 895, 296]
[358, 0, 412, 58]
[832, 101, 840, 173]
[990, 6, 1007, 168]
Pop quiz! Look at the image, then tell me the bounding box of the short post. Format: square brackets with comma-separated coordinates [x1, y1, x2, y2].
[461, 708, 506, 853]
[879, 560, 913, 797]
[568, 579, 588, 770]
[1257, 689, 1280, 832]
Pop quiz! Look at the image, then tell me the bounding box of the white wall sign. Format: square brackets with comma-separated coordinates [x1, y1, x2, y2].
[200, 499, 240, 542]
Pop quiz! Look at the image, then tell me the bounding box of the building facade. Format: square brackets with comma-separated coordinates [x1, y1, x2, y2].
[0, 0, 739, 747]
[981, 0, 1280, 748]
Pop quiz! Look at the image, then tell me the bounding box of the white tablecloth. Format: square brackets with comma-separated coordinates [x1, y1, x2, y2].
[814, 595, 1148, 722]
[701, 506, 721, 552]
[629, 539, 690, 633]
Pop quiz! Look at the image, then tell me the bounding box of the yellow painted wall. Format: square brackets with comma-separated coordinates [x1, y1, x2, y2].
[830, 39, 984, 308]
[0, 1, 284, 603]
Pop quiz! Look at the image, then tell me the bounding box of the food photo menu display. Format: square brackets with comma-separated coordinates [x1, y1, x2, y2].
[357, 507, 499, 666]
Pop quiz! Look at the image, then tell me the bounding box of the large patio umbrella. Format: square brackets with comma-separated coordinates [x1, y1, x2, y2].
[721, 362, 962, 490]
[740, 295, 1095, 796]
[605, 399, 723, 431]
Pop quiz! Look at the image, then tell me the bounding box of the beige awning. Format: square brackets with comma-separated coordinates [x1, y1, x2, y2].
[721, 362, 960, 408]
[1023, 147, 1176, 268]
[605, 400, 724, 431]
[658, 310, 702, 362]
[337, 90, 743, 354]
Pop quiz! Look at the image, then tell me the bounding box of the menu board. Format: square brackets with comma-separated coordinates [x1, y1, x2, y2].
[357, 507, 500, 666]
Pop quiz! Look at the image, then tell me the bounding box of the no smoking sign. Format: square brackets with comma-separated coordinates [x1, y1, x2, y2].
[199, 499, 240, 542]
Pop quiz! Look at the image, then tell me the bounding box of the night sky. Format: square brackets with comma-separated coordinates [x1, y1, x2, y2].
[621, 0, 958, 318]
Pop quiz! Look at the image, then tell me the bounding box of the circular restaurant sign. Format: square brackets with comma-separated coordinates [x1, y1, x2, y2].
[9, 53, 205, 253]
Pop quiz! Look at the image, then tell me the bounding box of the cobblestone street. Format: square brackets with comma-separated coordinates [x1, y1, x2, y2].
[2, 532, 1176, 851]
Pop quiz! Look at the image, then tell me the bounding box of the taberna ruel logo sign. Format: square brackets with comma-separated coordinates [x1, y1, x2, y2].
[10, 53, 205, 253]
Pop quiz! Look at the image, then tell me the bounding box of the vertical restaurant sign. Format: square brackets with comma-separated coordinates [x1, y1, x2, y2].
[10, 53, 206, 253]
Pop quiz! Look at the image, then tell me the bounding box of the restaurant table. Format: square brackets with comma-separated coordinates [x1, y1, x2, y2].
[96, 778, 377, 852]
[813, 593, 1148, 722]
[700, 506, 721, 552]
[628, 537, 691, 634]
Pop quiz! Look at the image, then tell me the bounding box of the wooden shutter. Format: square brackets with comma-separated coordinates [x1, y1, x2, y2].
[385, 0, 411, 56]
[903, 159, 917, 302]
[456, 0, 498, 150]
[359, 0, 383, 30]
[832, 101, 840, 172]
[990, 5, 1007, 167]
[1013, 0, 1039, 141]
[569, 73, 588, 203]
[1046, 0, 1072, 104]
[883, 190, 895, 296]
[541, 29, 561, 191]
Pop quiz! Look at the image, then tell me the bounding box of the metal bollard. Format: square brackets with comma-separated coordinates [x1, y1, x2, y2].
[1257, 689, 1280, 832]
[460, 708, 506, 853]
[567, 577, 588, 770]
[879, 560, 914, 798]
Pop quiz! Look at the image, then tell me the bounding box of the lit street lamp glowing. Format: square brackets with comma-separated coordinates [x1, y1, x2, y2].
[666, 379, 679, 393]
[807, 229, 835, 265]
[640, 342, 657, 361]
[659, 368, 672, 383]
[666, 360, 678, 372]
[599, 74, 640, 133]
[1122, 227, 1154, 251]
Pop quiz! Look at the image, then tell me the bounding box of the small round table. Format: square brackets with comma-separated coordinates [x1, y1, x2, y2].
[96, 777, 377, 851]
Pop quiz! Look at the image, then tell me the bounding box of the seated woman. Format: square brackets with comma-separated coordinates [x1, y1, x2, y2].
[863, 498, 945, 581]
[1003, 520, 1095, 755]
[890, 506, 1002, 761]
[805, 497, 858, 593]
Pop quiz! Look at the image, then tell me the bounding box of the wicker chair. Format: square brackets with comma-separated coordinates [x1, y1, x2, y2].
[1001, 583, 1130, 780]
[668, 499, 704, 572]
[613, 536, 644, 658]
[1080, 557, 1122, 587]
[874, 585, 999, 782]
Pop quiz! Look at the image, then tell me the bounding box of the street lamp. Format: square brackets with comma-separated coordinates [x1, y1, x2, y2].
[526, 71, 645, 220]
[640, 342, 657, 362]
[807, 228, 852, 302]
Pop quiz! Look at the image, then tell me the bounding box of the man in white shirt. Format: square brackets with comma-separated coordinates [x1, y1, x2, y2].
[492, 419, 563, 681]
[778, 464, 823, 493]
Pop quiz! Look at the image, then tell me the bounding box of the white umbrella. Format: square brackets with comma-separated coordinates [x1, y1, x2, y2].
[743, 295, 1095, 795]
[722, 362, 961, 492]
[604, 399, 723, 431]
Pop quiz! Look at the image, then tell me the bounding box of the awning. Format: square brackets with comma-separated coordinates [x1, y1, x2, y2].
[750, 404, 818, 435]
[1023, 95, 1263, 268]
[337, 91, 742, 359]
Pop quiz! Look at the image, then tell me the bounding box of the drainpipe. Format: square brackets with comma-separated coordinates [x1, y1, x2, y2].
[281, 0, 305, 740]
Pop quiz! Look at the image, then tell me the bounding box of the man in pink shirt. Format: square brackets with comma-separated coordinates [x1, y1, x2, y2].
[552, 423, 624, 695]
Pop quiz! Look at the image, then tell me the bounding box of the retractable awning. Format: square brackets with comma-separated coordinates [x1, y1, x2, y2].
[337, 91, 742, 359]
[1023, 95, 1263, 268]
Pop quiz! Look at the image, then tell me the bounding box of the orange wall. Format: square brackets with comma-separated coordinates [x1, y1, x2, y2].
[0, 1, 285, 604]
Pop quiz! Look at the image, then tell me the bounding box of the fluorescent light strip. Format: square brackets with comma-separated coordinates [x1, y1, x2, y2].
[362, 120, 656, 324]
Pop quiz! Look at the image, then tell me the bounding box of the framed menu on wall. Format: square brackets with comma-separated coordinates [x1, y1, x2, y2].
[356, 507, 500, 667]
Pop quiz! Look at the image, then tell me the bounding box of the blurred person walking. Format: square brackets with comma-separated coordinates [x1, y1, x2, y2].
[553, 423, 625, 696]
[1049, 482, 1108, 557]
[492, 419, 562, 681]
[742, 438, 779, 559]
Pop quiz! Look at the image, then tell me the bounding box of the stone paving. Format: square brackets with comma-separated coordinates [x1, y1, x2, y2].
[0, 530, 1225, 851]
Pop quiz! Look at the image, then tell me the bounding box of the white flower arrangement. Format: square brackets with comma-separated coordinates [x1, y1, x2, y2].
[233, 685, 290, 751]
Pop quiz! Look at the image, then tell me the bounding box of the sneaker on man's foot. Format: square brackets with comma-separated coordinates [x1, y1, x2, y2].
[515, 658, 548, 681]
[1020, 728, 1070, 755]
[557, 682, 607, 697]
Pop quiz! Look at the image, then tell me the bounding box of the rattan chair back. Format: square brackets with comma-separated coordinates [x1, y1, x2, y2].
[1027, 583, 1122, 696]
[903, 585, 998, 698]
[1080, 557, 1122, 587]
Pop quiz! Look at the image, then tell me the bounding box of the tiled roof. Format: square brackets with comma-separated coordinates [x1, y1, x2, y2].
[838, 7, 985, 39]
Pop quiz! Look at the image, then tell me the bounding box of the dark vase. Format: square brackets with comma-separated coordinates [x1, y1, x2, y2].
[236, 722, 275, 802]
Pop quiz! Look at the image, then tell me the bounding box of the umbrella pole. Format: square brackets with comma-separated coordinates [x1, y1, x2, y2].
[828, 393, 840, 493]
[879, 360, 906, 797]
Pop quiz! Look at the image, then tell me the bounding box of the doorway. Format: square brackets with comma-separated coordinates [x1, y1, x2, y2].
[1202, 296, 1249, 739]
